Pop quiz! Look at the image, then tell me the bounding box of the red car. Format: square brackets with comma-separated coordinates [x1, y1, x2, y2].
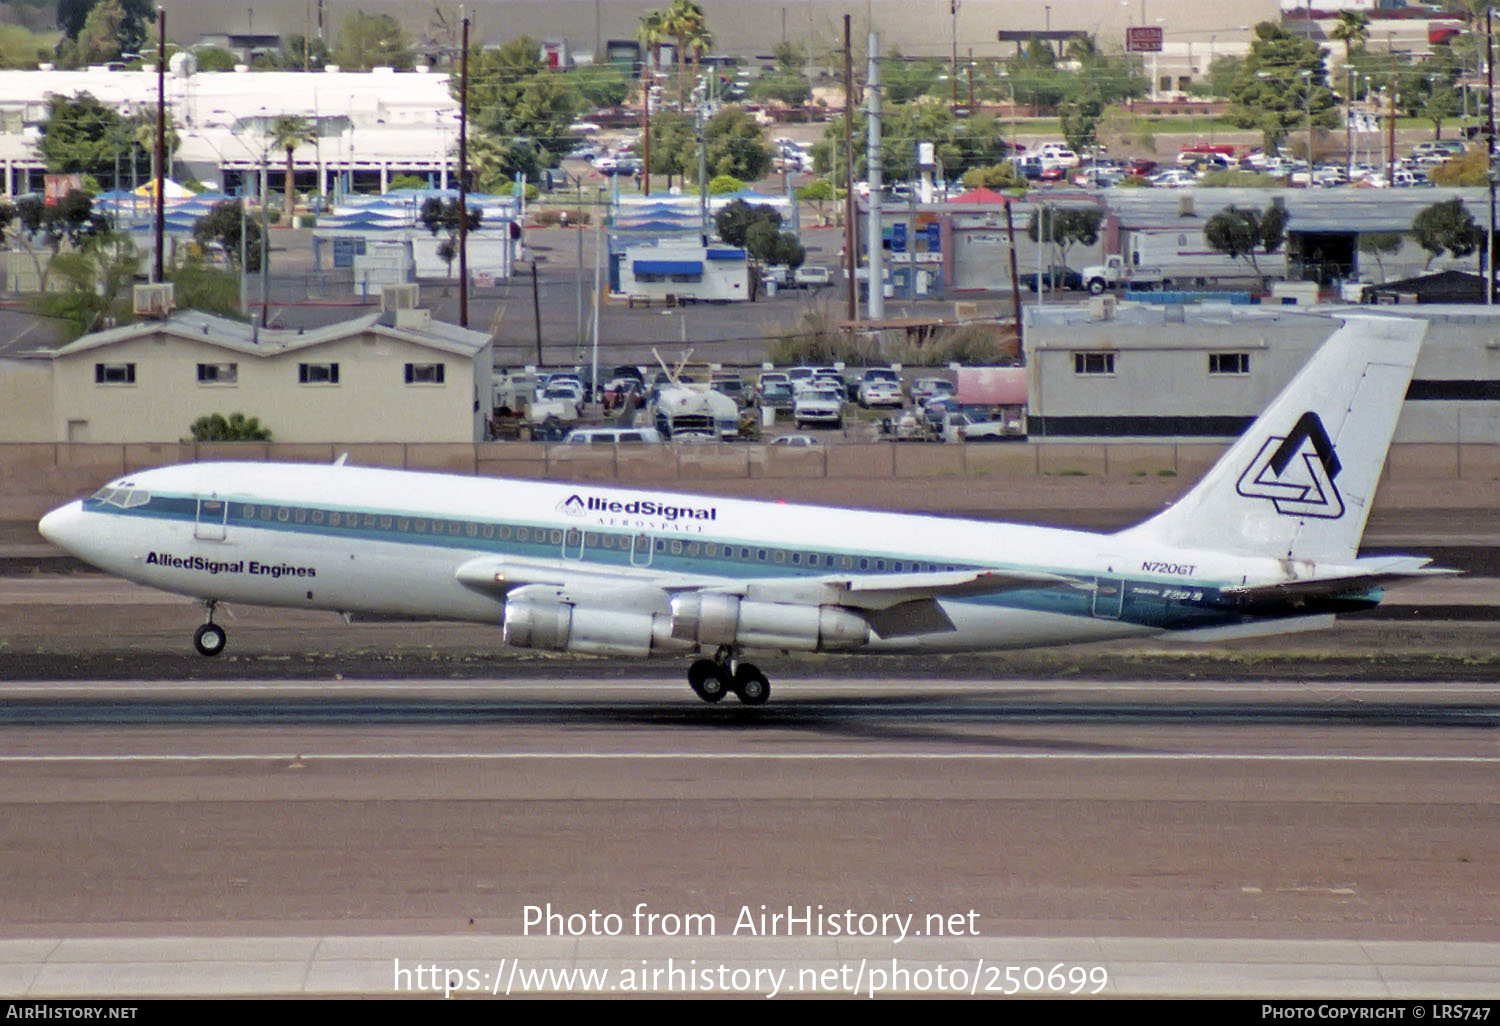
[1126, 158, 1158, 177]
[1038, 165, 1068, 182]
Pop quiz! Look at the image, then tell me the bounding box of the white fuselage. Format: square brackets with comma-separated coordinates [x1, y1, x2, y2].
[38, 461, 1326, 658]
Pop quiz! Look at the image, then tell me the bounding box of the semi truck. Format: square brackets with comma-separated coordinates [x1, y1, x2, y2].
[1081, 228, 1289, 294]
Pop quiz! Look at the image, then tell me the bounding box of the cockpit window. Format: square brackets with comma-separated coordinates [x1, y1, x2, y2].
[89, 487, 150, 509]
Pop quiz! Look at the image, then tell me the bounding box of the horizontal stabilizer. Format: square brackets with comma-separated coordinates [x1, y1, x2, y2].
[1221, 556, 1458, 603]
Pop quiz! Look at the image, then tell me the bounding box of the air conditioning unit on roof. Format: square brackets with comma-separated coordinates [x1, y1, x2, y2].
[381, 283, 420, 311]
[132, 283, 174, 318]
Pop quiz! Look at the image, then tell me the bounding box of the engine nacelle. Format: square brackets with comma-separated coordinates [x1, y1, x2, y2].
[669, 593, 870, 652]
[503, 597, 687, 657]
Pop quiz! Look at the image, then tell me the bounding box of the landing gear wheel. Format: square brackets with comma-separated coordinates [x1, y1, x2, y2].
[733, 664, 770, 706]
[193, 622, 227, 658]
[688, 658, 727, 703]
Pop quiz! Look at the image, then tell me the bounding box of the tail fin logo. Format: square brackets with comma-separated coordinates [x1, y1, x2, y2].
[1235, 412, 1346, 519]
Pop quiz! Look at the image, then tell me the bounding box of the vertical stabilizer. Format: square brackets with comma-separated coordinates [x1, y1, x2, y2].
[1117, 315, 1425, 563]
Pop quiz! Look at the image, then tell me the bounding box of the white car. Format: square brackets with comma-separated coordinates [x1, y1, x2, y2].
[858, 379, 904, 409]
[769, 434, 823, 447]
[793, 386, 845, 429]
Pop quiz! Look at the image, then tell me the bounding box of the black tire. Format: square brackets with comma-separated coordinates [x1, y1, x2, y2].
[733, 664, 770, 706]
[688, 659, 727, 703]
[193, 622, 227, 658]
[1087, 278, 1106, 295]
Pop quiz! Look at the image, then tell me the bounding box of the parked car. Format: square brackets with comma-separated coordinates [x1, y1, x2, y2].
[794, 385, 845, 429]
[769, 433, 823, 447]
[562, 427, 663, 445]
[1020, 265, 1084, 292]
[792, 265, 832, 288]
[759, 380, 796, 411]
[911, 377, 956, 406]
[858, 379, 904, 409]
[711, 373, 748, 406]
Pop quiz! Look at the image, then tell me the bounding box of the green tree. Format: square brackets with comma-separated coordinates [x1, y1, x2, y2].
[1329, 10, 1371, 64]
[1404, 51, 1464, 140]
[1227, 22, 1339, 153]
[960, 163, 1027, 191]
[1060, 86, 1105, 156]
[333, 11, 413, 70]
[658, 0, 711, 106]
[708, 173, 745, 194]
[748, 42, 811, 106]
[35, 233, 136, 336]
[714, 199, 798, 296]
[1411, 197, 1480, 269]
[464, 36, 582, 181]
[57, 0, 149, 56]
[645, 109, 695, 188]
[1358, 231, 1405, 282]
[191, 45, 237, 72]
[169, 259, 245, 317]
[882, 50, 944, 103]
[189, 412, 272, 442]
[420, 197, 482, 281]
[700, 107, 771, 182]
[37, 92, 139, 181]
[13, 189, 109, 292]
[794, 178, 844, 224]
[565, 65, 631, 108]
[192, 199, 263, 272]
[1026, 207, 1102, 271]
[0, 23, 54, 67]
[1204, 202, 1290, 289]
[267, 115, 315, 226]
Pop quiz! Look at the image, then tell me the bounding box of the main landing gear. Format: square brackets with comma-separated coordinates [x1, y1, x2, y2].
[193, 600, 227, 657]
[687, 647, 770, 706]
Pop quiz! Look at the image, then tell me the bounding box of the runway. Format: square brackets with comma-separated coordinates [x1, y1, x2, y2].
[2, 677, 1498, 997]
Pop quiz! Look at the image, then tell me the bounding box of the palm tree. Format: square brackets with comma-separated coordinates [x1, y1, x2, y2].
[268, 116, 316, 226]
[637, 9, 667, 81]
[1329, 10, 1370, 64]
[662, 0, 709, 106]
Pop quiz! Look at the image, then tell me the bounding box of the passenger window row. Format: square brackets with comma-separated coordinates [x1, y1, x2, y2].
[231, 503, 959, 575]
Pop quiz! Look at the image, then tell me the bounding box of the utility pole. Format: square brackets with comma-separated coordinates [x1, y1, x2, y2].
[642, 70, 652, 196]
[1488, 7, 1496, 304]
[458, 12, 470, 327]
[843, 14, 856, 324]
[866, 32, 883, 321]
[153, 7, 165, 284]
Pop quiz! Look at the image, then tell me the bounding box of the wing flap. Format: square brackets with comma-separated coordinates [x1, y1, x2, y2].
[714, 567, 1078, 610]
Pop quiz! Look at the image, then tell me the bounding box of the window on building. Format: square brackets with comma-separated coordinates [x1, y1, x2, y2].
[197, 363, 238, 384]
[404, 362, 445, 384]
[299, 362, 339, 384]
[1209, 352, 1250, 375]
[95, 363, 135, 385]
[1073, 352, 1116, 375]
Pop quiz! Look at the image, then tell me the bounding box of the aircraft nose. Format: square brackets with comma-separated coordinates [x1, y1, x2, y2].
[37, 501, 82, 552]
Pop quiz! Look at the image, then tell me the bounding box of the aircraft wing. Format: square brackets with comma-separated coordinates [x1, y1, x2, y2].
[455, 557, 1078, 639]
[1220, 556, 1459, 605]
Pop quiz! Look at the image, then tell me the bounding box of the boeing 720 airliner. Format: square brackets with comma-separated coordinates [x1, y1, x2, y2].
[38, 316, 1450, 705]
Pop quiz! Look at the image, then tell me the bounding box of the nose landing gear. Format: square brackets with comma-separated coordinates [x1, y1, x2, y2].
[687, 648, 770, 706]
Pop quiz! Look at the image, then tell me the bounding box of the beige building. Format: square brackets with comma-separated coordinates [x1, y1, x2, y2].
[17, 309, 493, 445]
